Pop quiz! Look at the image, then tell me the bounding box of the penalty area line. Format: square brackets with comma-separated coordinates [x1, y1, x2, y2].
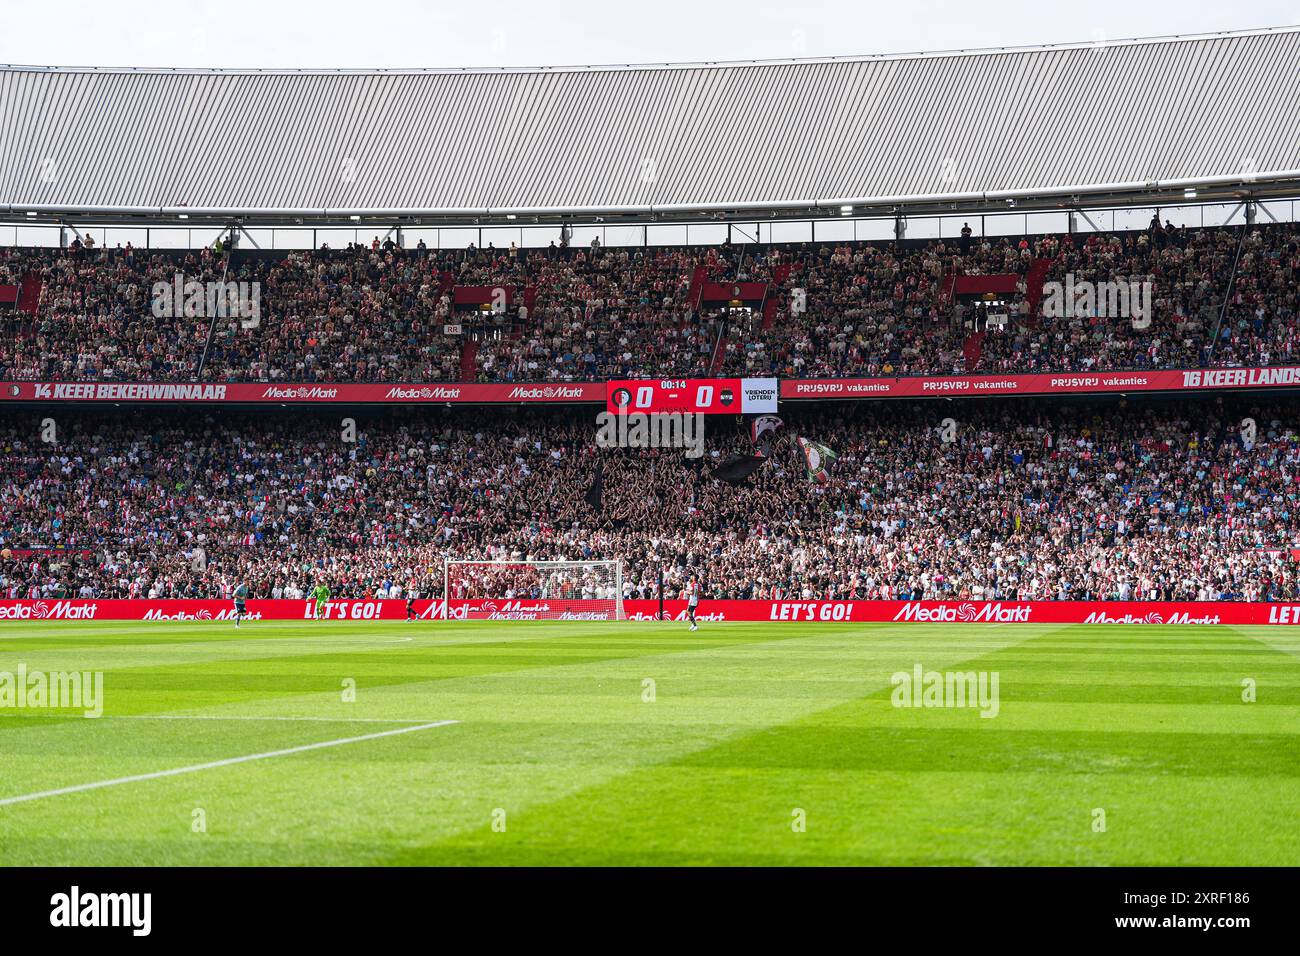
[0, 719, 459, 808]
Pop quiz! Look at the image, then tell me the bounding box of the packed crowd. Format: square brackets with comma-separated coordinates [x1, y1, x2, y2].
[2, 397, 1297, 602]
[0, 244, 225, 381]
[726, 221, 1300, 377]
[1, 221, 1296, 383]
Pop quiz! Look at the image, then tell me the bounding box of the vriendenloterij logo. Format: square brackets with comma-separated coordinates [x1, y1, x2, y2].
[50, 886, 151, 936]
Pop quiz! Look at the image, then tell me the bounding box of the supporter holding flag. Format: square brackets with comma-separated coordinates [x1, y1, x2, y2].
[750, 415, 783, 456]
[796, 437, 838, 484]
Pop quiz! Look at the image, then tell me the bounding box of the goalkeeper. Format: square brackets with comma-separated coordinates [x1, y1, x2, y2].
[310, 581, 331, 620]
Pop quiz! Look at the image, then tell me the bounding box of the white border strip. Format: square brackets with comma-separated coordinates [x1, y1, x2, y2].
[0, 720, 458, 807]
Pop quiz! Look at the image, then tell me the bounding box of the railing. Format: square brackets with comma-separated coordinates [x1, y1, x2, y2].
[1207, 224, 1248, 360]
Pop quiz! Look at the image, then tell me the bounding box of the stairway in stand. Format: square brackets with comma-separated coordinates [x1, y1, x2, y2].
[17, 274, 42, 315]
[708, 333, 728, 374]
[1024, 258, 1054, 325]
[962, 331, 986, 371]
[459, 339, 480, 382]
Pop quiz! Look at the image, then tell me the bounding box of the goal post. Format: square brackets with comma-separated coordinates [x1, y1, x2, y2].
[443, 559, 625, 621]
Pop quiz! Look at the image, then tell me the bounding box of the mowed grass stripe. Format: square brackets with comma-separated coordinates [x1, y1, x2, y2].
[6, 621, 1296, 865]
[0, 621, 827, 722]
[0, 620, 764, 677]
[0, 621, 1046, 865]
[0, 721, 460, 807]
[406, 623, 1300, 866]
[401, 769, 1300, 866]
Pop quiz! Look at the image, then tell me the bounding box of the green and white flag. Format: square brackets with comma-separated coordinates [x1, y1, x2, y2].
[796, 436, 838, 484]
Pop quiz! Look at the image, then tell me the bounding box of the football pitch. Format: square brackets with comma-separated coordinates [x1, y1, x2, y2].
[1, 620, 1298, 866]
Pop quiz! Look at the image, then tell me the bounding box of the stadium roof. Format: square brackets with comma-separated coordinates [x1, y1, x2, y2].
[2, 26, 1299, 228]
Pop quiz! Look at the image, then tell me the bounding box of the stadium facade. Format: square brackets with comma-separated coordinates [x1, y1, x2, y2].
[2, 29, 1300, 614]
[1, 26, 1299, 231]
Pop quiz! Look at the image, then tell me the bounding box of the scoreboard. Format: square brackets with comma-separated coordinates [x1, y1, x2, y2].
[606, 378, 778, 415]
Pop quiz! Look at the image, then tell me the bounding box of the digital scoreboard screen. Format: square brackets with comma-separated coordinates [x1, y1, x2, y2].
[605, 378, 778, 414]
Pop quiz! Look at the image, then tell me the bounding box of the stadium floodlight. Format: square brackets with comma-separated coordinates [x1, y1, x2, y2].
[443, 559, 624, 621]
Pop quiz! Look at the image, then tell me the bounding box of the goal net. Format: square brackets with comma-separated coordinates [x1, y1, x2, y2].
[443, 560, 625, 621]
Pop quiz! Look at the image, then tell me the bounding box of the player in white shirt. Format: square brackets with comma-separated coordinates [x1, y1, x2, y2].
[686, 574, 701, 631]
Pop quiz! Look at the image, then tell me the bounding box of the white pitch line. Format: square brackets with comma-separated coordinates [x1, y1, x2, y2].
[118, 715, 436, 723]
[0, 719, 458, 808]
[0, 714, 439, 724]
[223, 636, 415, 645]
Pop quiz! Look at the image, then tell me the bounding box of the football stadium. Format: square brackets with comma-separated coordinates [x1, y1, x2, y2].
[0, 8, 1299, 924]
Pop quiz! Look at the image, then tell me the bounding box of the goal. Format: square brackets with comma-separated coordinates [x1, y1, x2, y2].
[443, 560, 624, 621]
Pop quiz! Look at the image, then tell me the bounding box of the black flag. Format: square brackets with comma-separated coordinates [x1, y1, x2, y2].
[584, 460, 604, 510]
[712, 454, 765, 485]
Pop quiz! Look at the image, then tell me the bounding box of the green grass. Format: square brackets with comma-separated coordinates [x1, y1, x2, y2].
[0, 619, 1298, 866]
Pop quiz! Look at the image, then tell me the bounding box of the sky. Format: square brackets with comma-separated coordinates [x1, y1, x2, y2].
[0, 0, 1295, 70]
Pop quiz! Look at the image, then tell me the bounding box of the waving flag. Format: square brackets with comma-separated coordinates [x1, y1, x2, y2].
[796, 437, 838, 484]
[712, 454, 766, 485]
[584, 460, 604, 511]
[750, 415, 784, 455]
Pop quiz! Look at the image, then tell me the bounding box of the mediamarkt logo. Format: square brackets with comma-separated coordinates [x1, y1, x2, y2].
[385, 386, 462, 400]
[141, 608, 257, 621]
[508, 385, 586, 400]
[143, 609, 212, 621]
[891, 601, 1032, 623]
[627, 610, 726, 622]
[1082, 610, 1222, 624]
[260, 385, 340, 400]
[0, 601, 99, 620]
[482, 600, 552, 620]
